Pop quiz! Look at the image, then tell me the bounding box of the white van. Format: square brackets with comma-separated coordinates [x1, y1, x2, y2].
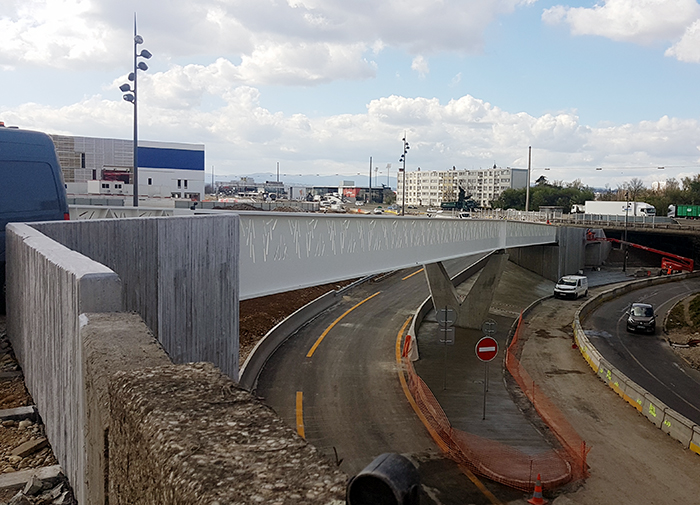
[554, 275, 588, 299]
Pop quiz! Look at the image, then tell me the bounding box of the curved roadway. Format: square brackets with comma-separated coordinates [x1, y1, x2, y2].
[582, 278, 700, 424]
[256, 256, 525, 504]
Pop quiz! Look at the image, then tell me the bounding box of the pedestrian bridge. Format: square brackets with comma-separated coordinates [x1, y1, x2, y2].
[8, 210, 560, 384]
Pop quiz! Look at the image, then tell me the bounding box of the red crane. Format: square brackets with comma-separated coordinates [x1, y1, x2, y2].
[588, 234, 694, 274]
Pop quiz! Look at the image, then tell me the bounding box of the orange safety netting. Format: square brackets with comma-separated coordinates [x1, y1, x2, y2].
[402, 313, 589, 492]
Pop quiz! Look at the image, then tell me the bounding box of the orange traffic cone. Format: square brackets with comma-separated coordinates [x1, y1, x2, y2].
[527, 474, 547, 505]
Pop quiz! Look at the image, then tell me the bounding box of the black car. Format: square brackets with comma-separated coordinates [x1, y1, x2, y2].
[626, 303, 656, 333]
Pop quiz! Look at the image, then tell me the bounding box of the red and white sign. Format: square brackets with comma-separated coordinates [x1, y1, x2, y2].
[475, 336, 498, 362]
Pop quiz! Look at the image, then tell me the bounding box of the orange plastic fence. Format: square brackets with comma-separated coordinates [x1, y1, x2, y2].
[506, 312, 590, 482]
[402, 315, 589, 492]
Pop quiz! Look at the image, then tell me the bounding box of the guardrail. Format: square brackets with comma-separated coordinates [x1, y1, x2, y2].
[572, 271, 700, 455]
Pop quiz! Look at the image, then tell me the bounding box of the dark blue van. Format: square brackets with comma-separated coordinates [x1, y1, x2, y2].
[1, 125, 69, 311]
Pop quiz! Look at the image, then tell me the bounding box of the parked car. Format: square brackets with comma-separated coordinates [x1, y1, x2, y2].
[553, 275, 588, 299]
[373, 207, 384, 215]
[626, 303, 656, 333]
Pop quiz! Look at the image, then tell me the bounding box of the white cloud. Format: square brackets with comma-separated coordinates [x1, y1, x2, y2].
[666, 19, 700, 62]
[4, 88, 699, 187]
[0, 0, 536, 81]
[411, 56, 429, 78]
[543, 0, 700, 45]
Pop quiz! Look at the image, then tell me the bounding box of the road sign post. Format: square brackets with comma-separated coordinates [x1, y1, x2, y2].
[439, 307, 456, 390]
[476, 335, 498, 420]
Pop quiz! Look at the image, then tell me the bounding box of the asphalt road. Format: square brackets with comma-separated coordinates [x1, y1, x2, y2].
[582, 278, 700, 424]
[256, 255, 524, 505]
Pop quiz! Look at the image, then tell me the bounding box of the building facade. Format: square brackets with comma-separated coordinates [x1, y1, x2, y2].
[397, 166, 528, 208]
[50, 135, 205, 201]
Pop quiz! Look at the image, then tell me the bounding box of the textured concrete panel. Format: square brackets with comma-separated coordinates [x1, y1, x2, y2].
[34, 215, 240, 379]
[5, 223, 121, 505]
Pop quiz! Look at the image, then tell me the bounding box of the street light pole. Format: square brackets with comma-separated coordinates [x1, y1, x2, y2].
[119, 14, 152, 207]
[623, 190, 629, 273]
[525, 146, 531, 212]
[399, 135, 410, 216]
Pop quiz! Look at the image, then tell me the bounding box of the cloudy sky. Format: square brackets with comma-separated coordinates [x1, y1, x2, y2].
[3, 0, 700, 190]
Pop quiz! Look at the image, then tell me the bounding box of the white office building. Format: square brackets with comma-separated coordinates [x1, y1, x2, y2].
[50, 135, 205, 201]
[397, 166, 528, 208]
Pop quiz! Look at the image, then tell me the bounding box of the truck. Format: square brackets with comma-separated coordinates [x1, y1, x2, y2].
[667, 204, 700, 219]
[584, 200, 656, 218]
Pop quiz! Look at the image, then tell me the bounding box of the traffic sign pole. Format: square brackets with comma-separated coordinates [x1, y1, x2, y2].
[475, 336, 498, 420]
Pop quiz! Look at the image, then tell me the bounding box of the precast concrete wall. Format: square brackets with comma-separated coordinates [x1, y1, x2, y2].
[508, 226, 586, 281]
[5, 223, 122, 505]
[33, 215, 240, 379]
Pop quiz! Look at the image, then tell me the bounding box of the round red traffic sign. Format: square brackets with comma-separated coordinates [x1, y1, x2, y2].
[475, 336, 498, 362]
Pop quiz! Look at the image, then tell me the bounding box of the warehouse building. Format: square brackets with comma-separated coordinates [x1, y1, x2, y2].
[49, 135, 205, 202]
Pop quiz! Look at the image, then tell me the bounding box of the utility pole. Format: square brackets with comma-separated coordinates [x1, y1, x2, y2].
[368, 156, 372, 204]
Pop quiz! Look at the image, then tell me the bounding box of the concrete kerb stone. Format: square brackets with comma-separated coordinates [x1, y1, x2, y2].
[660, 409, 696, 449]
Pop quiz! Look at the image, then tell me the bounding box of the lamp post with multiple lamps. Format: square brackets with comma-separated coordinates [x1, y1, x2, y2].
[119, 16, 152, 207]
[399, 135, 410, 216]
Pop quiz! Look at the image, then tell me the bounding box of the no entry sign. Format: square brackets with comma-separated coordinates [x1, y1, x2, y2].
[475, 336, 498, 362]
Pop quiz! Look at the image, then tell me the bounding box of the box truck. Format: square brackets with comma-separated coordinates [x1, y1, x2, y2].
[584, 200, 656, 217]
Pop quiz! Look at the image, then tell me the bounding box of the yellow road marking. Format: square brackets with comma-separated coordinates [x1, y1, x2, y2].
[306, 291, 381, 358]
[296, 391, 305, 439]
[395, 318, 503, 505]
[402, 268, 424, 281]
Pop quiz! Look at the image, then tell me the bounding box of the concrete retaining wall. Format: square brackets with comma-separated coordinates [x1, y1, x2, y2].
[5, 223, 122, 505]
[508, 226, 587, 282]
[33, 215, 240, 379]
[572, 271, 700, 453]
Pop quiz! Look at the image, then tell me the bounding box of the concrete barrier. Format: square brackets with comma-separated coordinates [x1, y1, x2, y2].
[691, 426, 700, 456]
[621, 379, 646, 413]
[573, 270, 700, 455]
[642, 392, 668, 429]
[5, 223, 122, 505]
[661, 409, 696, 449]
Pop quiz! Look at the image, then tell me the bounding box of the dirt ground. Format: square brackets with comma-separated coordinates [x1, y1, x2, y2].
[519, 287, 700, 505]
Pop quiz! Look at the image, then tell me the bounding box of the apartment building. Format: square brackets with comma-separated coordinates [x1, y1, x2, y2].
[397, 166, 528, 208]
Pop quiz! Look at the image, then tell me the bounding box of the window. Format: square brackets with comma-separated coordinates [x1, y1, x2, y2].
[81, 153, 86, 169]
[184, 180, 188, 189]
[115, 184, 122, 189]
[92, 169, 97, 180]
[177, 179, 182, 188]
[148, 178, 152, 185]
[101, 183, 109, 189]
